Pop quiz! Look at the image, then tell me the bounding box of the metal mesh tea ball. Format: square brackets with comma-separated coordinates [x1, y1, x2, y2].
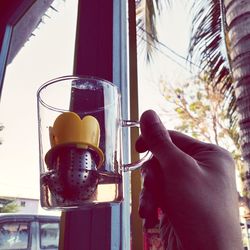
[43, 144, 100, 202]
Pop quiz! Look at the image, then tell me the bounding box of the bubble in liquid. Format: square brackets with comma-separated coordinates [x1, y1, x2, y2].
[72, 80, 101, 91]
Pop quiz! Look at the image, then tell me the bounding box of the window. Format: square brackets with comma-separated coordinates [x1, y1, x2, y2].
[20, 201, 26, 207]
[0, 222, 29, 249]
[40, 222, 59, 249]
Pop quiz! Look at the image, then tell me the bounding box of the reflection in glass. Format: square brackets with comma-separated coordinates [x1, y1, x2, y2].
[40, 222, 59, 249]
[0, 222, 29, 249]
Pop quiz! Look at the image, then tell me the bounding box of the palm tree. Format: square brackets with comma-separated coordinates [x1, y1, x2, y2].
[224, 0, 250, 167]
[188, 0, 250, 170]
[136, 0, 172, 61]
[137, 0, 250, 171]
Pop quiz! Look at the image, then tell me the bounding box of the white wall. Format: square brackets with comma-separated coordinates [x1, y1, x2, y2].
[16, 197, 39, 214]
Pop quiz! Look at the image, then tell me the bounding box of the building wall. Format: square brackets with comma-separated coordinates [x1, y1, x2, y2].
[15, 197, 39, 214]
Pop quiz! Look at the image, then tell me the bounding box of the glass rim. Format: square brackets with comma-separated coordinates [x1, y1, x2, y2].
[37, 75, 120, 113]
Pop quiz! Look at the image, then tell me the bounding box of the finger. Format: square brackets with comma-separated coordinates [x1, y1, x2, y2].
[139, 158, 162, 228]
[139, 159, 159, 217]
[139, 188, 159, 228]
[140, 110, 186, 163]
[135, 135, 148, 153]
[137, 129, 215, 156]
[141, 157, 162, 193]
[140, 110, 216, 159]
[144, 215, 159, 229]
[168, 130, 217, 156]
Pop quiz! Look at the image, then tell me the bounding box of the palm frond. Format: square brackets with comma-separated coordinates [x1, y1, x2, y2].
[136, 0, 171, 62]
[188, 0, 236, 126]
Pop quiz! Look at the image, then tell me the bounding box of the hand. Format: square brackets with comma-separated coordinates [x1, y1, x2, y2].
[136, 110, 242, 250]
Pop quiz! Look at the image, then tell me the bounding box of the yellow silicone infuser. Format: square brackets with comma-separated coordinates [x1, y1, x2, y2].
[49, 112, 104, 168]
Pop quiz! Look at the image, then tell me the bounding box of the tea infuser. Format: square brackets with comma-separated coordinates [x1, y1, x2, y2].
[42, 112, 120, 202]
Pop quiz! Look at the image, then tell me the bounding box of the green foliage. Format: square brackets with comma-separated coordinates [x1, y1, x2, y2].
[0, 201, 19, 213]
[188, 0, 237, 126]
[161, 73, 238, 148]
[160, 71, 247, 202]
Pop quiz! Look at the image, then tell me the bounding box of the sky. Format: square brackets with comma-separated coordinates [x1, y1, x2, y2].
[138, 1, 193, 123]
[0, 1, 192, 201]
[0, 0, 78, 199]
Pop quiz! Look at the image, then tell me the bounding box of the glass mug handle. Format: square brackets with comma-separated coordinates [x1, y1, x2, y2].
[122, 120, 152, 172]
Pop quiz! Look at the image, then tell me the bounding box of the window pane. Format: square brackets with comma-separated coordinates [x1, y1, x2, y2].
[40, 222, 59, 249]
[0, 222, 29, 249]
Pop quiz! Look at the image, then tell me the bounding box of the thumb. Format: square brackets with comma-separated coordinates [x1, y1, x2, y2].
[140, 110, 181, 163]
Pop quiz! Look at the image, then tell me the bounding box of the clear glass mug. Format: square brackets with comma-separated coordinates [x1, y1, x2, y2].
[37, 75, 150, 209]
